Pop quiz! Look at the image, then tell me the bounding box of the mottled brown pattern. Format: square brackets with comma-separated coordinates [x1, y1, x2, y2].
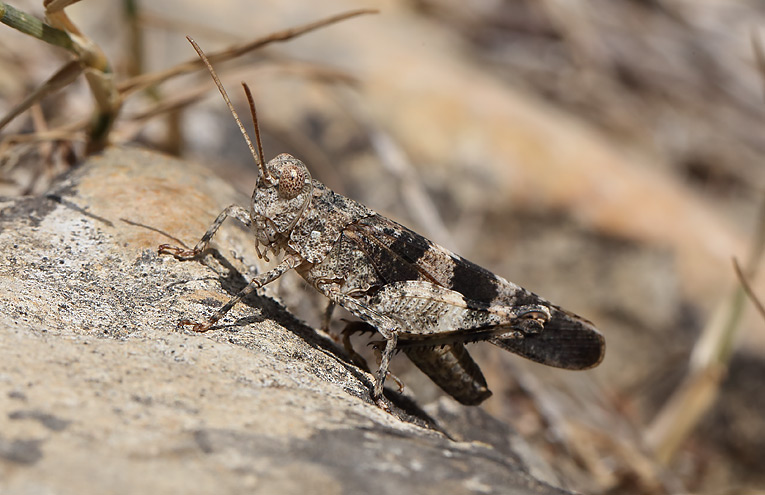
[163, 149, 604, 405]
[160, 55, 604, 405]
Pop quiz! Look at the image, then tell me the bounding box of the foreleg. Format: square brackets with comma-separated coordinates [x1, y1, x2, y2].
[159, 205, 252, 259]
[179, 254, 301, 332]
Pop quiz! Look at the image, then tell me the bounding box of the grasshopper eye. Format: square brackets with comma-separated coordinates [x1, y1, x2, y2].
[278, 163, 307, 200]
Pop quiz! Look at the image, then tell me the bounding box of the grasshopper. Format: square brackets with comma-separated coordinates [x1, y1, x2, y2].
[160, 37, 605, 406]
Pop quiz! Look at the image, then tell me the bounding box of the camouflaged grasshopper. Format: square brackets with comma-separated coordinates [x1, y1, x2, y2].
[160, 38, 605, 406]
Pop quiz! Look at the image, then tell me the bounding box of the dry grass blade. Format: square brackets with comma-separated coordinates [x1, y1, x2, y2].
[646, 193, 765, 464]
[44, 0, 83, 14]
[127, 59, 355, 118]
[645, 363, 725, 464]
[0, 61, 82, 131]
[0, 2, 75, 52]
[0, 128, 85, 146]
[733, 258, 765, 321]
[3, 1, 118, 152]
[124, 87, 208, 124]
[733, 193, 765, 321]
[118, 8, 377, 96]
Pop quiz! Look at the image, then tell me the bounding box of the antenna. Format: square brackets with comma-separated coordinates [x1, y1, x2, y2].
[186, 36, 271, 181]
[241, 82, 266, 176]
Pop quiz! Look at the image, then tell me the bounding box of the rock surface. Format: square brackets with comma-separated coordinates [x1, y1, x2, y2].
[0, 147, 575, 495]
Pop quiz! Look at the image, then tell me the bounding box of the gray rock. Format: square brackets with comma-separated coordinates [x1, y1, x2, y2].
[0, 147, 575, 495]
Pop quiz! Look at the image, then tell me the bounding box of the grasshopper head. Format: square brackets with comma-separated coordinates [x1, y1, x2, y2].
[251, 153, 313, 259]
[181, 39, 315, 260]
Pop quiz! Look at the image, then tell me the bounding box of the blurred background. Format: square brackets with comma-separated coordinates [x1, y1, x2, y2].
[1, 1, 763, 493]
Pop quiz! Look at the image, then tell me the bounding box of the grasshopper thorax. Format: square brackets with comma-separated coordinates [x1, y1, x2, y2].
[251, 153, 313, 259]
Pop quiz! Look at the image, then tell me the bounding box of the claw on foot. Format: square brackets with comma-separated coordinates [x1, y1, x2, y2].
[388, 371, 405, 393]
[177, 319, 213, 333]
[158, 244, 199, 260]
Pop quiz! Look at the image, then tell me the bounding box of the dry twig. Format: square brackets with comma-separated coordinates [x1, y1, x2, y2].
[118, 9, 377, 96]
